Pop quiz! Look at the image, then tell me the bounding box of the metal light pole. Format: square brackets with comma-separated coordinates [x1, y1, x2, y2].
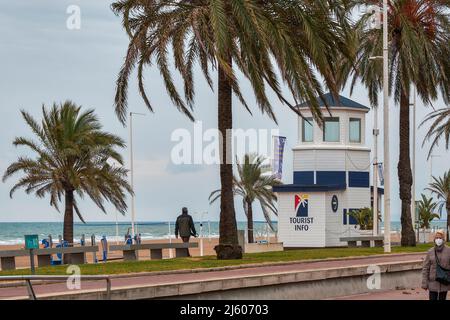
[382, 0, 391, 253]
[373, 104, 379, 236]
[411, 86, 417, 233]
[367, 5, 382, 237]
[199, 211, 207, 257]
[129, 112, 145, 237]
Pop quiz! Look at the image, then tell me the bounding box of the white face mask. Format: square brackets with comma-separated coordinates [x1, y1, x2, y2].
[435, 238, 444, 247]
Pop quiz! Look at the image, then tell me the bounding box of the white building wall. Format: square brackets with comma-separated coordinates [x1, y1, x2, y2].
[346, 188, 371, 209]
[293, 150, 315, 171]
[324, 188, 372, 247]
[293, 149, 370, 173]
[325, 191, 345, 247]
[314, 150, 346, 171]
[277, 192, 326, 247]
[345, 150, 370, 171]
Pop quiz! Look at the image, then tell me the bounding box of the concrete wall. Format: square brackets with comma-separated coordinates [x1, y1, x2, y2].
[171, 269, 420, 300]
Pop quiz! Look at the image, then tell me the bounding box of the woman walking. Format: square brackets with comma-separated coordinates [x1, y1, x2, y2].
[422, 230, 450, 300]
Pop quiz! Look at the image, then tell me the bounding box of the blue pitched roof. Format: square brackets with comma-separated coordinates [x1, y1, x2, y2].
[297, 93, 369, 111]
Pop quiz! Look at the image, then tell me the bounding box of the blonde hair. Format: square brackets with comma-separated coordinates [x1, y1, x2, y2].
[435, 229, 445, 237]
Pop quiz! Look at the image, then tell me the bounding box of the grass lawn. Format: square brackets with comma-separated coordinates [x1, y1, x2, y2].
[0, 243, 436, 276]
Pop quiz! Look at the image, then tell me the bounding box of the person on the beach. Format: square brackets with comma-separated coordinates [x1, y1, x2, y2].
[422, 230, 450, 300]
[175, 207, 197, 256]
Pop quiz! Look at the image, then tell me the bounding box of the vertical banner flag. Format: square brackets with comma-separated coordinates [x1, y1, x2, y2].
[272, 136, 287, 180]
[378, 163, 384, 186]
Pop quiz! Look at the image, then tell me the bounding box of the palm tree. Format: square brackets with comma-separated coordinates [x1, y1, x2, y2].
[2, 101, 132, 249]
[421, 107, 450, 157]
[348, 207, 381, 231]
[340, 0, 450, 246]
[209, 154, 280, 243]
[427, 170, 450, 241]
[417, 194, 440, 229]
[111, 1, 351, 259]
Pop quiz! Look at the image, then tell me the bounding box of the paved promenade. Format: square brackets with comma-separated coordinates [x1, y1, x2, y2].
[0, 252, 426, 300]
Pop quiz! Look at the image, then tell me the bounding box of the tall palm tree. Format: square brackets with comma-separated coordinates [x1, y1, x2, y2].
[421, 107, 450, 157]
[111, 0, 351, 259]
[417, 194, 440, 229]
[427, 170, 450, 241]
[339, 0, 450, 246]
[2, 101, 132, 248]
[209, 154, 280, 243]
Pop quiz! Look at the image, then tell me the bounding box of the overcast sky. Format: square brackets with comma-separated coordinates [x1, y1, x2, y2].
[0, 0, 448, 223]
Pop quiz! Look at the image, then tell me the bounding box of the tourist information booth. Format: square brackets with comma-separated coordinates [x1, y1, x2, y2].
[274, 93, 381, 248]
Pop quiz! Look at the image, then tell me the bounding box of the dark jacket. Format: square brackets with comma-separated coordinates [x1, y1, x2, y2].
[175, 214, 197, 238]
[422, 244, 450, 292]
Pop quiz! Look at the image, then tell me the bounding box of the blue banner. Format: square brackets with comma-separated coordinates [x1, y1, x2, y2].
[273, 136, 287, 180]
[378, 163, 384, 186]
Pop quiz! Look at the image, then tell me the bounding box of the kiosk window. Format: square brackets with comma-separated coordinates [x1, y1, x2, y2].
[323, 117, 340, 142]
[302, 118, 313, 142]
[349, 118, 361, 143]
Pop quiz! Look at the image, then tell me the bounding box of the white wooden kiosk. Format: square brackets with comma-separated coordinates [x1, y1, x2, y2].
[274, 93, 383, 248]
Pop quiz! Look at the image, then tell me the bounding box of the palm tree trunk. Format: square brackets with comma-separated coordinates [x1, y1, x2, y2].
[398, 88, 416, 246]
[214, 54, 242, 259]
[63, 190, 74, 264]
[63, 190, 75, 245]
[247, 201, 254, 244]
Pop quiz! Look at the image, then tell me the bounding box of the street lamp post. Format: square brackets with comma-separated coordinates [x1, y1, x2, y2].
[129, 112, 145, 237]
[373, 105, 379, 236]
[411, 86, 417, 235]
[367, 5, 382, 237]
[199, 211, 207, 257]
[366, 1, 390, 251]
[382, 0, 391, 253]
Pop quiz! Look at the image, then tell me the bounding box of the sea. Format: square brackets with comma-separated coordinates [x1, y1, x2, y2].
[0, 220, 446, 245]
[0, 221, 277, 245]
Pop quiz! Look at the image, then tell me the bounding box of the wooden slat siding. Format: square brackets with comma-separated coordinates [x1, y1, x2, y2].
[325, 191, 346, 247]
[293, 149, 315, 172]
[325, 191, 363, 247]
[325, 188, 370, 247]
[345, 150, 370, 171]
[294, 149, 369, 174]
[277, 192, 326, 247]
[315, 150, 346, 171]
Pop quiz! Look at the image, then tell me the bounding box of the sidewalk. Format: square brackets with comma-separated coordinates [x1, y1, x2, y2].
[0, 252, 426, 300]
